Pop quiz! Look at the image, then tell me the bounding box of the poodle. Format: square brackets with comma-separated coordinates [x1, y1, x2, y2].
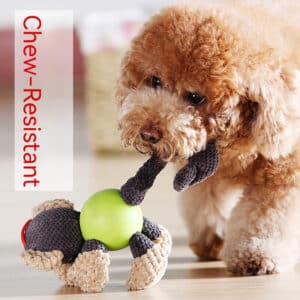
[116, 2, 300, 275]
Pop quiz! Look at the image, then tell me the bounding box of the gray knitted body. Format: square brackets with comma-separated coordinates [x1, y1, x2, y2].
[23, 208, 162, 263]
[24, 208, 83, 263]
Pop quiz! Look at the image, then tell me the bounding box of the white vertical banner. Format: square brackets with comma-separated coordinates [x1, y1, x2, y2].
[15, 10, 73, 191]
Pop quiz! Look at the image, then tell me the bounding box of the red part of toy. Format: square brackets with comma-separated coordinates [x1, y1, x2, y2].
[21, 219, 32, 248]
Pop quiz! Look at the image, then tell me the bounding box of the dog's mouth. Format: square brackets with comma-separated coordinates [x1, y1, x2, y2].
[120, 119, 208, 161]
[119, 105, 208, 162]
[132, 138, 178, 162]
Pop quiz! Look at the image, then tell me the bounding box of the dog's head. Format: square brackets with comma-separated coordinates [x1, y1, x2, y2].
[116, 6, 300, 161]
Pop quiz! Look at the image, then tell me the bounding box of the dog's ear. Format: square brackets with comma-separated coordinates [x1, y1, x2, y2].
[246, 66, 300, 160]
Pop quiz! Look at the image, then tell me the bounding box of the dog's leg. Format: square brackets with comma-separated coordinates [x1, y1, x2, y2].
[181, 176, 242, 260]
[223, 184, 300, 275]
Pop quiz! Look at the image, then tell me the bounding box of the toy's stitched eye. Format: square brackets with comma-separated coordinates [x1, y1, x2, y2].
[151, 76, 161, 89]
[185, 92, 207, 106]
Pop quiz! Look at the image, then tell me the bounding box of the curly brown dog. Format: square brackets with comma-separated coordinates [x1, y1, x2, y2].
[116, 3, 300, 275]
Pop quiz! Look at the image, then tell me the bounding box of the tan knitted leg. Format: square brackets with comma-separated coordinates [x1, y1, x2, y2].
[33, 199, 74, 217]
[153, 225, 172, 256]
[21, 249, 64, 270]
[66, 250, 110, 293]
[53, 263, 74, 286]
[21, 249, 76, 286]
[127, 225, 172, 291]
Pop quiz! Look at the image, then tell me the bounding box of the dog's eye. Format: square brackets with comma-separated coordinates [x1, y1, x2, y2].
[151, 76, 161, 89]
[185, 92, 207, 106]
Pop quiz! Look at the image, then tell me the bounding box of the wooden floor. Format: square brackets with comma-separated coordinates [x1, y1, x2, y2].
[1, 154, 300, 300]
[1, 234, 300, 300]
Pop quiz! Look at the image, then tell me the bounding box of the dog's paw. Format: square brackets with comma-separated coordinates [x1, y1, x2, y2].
[224, 238, 279, 276]
[189, 233, 223, 261]
[227, 253, 277, 275]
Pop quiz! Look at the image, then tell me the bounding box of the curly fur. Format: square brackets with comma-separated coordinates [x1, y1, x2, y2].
[117, 2, 300, 275]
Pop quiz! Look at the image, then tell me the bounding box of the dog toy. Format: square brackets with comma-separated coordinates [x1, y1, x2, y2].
[21, 155, 171, 292]
[173, 140, 219, 191]
[20, 140, 219, 293]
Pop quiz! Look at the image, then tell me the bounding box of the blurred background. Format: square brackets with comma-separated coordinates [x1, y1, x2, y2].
[0, 0, 185, 246]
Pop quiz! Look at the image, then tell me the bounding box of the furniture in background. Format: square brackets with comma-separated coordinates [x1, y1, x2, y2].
[80, 10, 145, 153]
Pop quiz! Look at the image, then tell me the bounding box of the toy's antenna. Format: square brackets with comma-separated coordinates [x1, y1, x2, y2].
[120, 155, 167, 205]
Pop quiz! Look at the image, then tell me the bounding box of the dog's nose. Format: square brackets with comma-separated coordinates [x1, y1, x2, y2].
[140, 126, 162, 144]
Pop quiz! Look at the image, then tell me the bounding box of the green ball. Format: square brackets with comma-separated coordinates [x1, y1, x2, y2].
[80, 189, 143, 250]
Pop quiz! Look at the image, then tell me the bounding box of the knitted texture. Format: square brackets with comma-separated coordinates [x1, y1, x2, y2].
[121, 155, 167, 205]
[67, 250, 110, 293]
[21, 249, 64, 271]
[127, 225, 172, 291]
[81, 239, 107, 253]
[33, 199, 74, 217]
[53, 263, 73, 286]
[25, 208, 83, 263]
[156, 225, 172, 257]
[142, 217, 161, 240]
[129, 232, 154, 258]
[174, 139, 219, 191]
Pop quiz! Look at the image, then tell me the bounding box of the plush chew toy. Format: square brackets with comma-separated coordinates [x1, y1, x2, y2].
[173, 140, 219, 191]
[21, 140, 219, 293]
